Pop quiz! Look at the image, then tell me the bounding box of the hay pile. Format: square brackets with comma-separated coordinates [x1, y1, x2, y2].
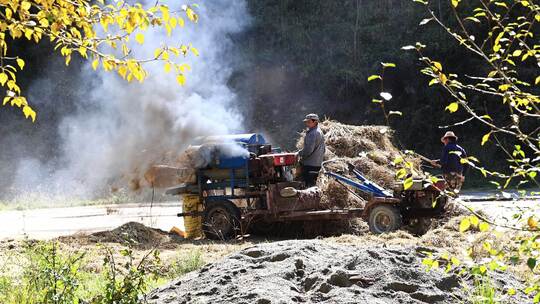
[297, 120, 421, 208]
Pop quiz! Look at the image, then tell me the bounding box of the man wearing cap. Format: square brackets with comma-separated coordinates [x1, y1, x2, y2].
[430, 131, 468, 193]
[299, 113, 326, 187]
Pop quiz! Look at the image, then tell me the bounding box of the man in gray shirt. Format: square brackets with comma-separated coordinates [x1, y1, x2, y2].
[299, 113, 326, 187]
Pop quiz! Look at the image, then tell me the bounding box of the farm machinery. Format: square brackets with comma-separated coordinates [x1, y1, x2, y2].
[166, 134, 448, 239]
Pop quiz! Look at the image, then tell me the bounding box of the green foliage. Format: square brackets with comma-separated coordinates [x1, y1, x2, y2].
[167, 249, 205, 278]
[95, 246, 162, 304]
[0, 242, 179, 304]
[470, 275, 499, 304]
[1, 241, 86, 304]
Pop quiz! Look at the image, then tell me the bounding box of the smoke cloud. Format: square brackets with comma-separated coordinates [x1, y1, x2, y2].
[8, 0, 250, 199]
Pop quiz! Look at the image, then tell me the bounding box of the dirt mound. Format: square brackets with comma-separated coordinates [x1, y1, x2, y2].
[61, 222, 183, 249]
[297, 120, 421, 208]
[147, 240, 526, 304]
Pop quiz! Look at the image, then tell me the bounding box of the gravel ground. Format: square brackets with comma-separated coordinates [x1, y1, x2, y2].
[147, 240, 527, 304]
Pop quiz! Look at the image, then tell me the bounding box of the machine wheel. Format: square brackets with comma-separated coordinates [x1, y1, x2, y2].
[406, 218, 433, 236]
[202, 201, 241, 240]
[368, 205, 402, 234]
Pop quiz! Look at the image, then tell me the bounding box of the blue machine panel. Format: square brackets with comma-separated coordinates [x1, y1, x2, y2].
[210, 133, 266, 145]
[218, 153, 249, 169]
[195, 133, 267, 169]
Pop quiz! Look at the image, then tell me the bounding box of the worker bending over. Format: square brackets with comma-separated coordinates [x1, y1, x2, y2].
[299, 113, 326, 187]
[430, 131, 468, 194]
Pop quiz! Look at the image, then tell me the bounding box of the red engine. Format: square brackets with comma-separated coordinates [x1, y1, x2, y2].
[261, 153, 297, 167]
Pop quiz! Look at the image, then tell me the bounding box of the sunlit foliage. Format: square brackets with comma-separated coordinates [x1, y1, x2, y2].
[0, 0, 199, 121]
[398, 0, 540, 302]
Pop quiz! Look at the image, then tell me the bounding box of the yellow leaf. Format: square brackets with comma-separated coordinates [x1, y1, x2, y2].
[164, 63, 171, 73]
[5, 8, 12, 20]
[135, 33, 144, 44]
[39, 18, 49, 27]
[180, 45, 188, 55]
[160, 6, 170, 21]
[3, 97, 11, 105]
[512, 50, 522, 57]
[439, 73, 448, 84]
[368, 75, 381, 82]
[459, 218, 471, 232]
[118, 65, 128, 79]
[65, 55, 71, 66]
[180, 63, 191, 72]
[170, 17, 177, 28]
[432, 61, 442, 71]
[499, 84, 510, 91]
[178, 17, 185, 27]
[121, 44, 129, 56]
[403, 177, 413, 190]
[479, 222, 489, 232]
[92, 59, 99, 71]
[21, 1, 31, 11]
[176, 74, 186, 86]
[24, 29, 33, 40]
[22, 105, 36, 122]
[451, 0, 459, 8]
[16, 58, 24, 70]
[481, 132, 491, 146]
[528, 216, 538, 229]
[381, 62, 396, 68]
[0, 73, 8, 86]
[186, 7, 198, 22]
[469, 215, 479, 227]
[535, 76, 540, 85]
[445, 102, 459, 113]
[78, 47, 87, 58]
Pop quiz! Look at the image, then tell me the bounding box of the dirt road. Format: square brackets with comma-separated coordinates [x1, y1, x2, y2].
[0, 194, 539, 240]
[0, 202, 183, 240]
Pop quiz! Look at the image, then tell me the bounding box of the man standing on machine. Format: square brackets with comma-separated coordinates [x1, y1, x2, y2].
[298, 113, 326, 187]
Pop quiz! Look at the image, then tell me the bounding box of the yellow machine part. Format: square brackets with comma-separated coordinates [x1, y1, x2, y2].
[182, 194, 203, 239]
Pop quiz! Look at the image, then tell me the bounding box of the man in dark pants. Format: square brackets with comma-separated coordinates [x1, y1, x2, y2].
[431, 131, 468, 194]
[299, 113, 326, 187]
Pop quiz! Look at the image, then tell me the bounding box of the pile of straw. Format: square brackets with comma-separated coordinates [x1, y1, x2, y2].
[297, 120, 421, 208]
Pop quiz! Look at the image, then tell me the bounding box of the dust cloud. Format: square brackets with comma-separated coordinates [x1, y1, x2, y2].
[7, 0, 250, 200]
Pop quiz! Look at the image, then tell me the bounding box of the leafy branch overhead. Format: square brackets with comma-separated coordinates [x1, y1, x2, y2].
[403, 0, 540, 190]
[398, 1, 540, 302]
[0, 0, 200, 121]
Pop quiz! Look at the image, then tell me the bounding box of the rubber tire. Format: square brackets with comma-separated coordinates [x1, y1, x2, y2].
[368, 205, 402, 234]
[406, 218, 433, 236]
[202, 201, 240, 240]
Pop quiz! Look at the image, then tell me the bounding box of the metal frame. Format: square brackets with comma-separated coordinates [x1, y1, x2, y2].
[321, 159, 393, 198]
